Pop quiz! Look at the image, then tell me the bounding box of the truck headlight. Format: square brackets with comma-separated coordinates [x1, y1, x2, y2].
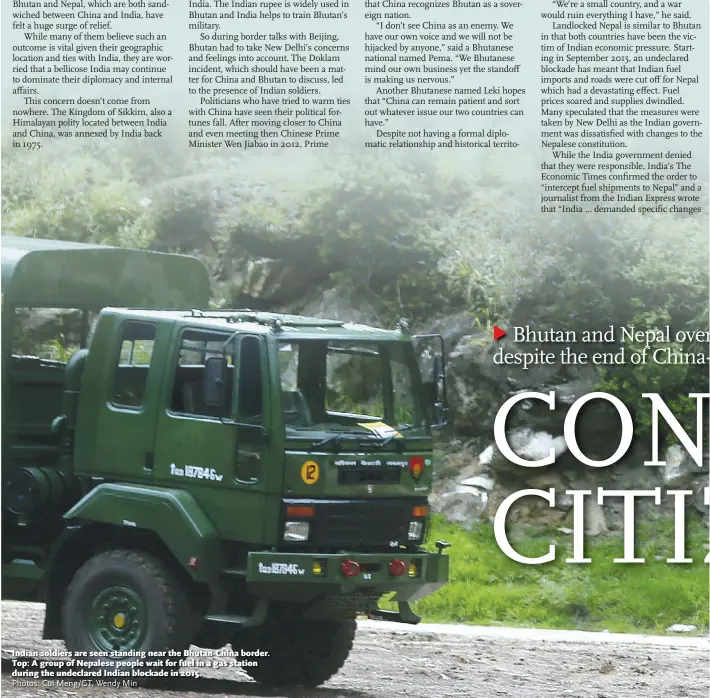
[408, 521, 424, 541]
[284, 521, 310, 542]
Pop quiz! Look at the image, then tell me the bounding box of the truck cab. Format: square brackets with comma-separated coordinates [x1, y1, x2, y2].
[2, 237, 450, 688]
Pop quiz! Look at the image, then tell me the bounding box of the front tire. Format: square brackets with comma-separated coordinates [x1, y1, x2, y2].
[238, 619, 356, 688]
[62, 550, 192, 674]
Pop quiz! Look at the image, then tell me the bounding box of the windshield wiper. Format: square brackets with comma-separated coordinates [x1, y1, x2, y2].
[307, 424, 422, 452]
[311, 429, 373, 450]
[375, 423, 420, 448]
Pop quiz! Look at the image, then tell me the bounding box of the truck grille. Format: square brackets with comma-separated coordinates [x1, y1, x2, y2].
[282, 498, 427, 550]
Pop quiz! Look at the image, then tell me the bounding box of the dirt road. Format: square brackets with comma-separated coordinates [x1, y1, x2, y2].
[2, 602, 708, 698]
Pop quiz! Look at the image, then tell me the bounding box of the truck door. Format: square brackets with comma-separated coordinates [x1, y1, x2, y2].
[92, 320, 164, 479]
[152, 328, 270, 545]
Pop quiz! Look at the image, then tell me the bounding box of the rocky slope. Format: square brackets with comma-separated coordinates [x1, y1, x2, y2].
[429, 313, 708, 531]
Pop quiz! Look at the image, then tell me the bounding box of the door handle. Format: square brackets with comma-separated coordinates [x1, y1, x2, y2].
[238, 450, 261, 462]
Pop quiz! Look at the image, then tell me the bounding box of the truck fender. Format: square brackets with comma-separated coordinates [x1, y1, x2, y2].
[64, 483, 223, 589]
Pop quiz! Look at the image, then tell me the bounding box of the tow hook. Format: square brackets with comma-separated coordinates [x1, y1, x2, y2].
[435, 540, 451, 555]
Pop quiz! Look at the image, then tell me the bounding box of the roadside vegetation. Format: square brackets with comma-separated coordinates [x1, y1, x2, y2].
[399, 516, 709, 635]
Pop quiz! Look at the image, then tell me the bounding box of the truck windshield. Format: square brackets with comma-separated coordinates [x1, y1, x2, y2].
[278, 339, 428, 438]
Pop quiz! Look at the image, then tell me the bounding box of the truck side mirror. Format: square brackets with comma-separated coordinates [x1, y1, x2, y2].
[422, 380, 437, 409]
[203, 356, 227, 408]
[432, 355, 450, 428]
[413, 334, 450, 429]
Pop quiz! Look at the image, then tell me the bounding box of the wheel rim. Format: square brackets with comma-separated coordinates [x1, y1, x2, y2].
[88, 584, 148, 652]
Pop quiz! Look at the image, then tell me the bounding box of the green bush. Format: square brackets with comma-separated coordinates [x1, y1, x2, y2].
[296, 152, 470, 323]
[598, 309, 707, 443]
[1, 141, 153, 247]
[440, 199, 708, 338]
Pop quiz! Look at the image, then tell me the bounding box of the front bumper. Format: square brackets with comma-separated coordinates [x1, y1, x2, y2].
[245, 549, 449, 603]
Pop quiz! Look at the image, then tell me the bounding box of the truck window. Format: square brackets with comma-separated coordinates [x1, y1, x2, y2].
[388, 342, 417, 425]
[277, 339, 424, 432]
[278, 343, 313, 427]
[171, 330, 233, 418]
[12, 307, 85, 362]
[111, 322, 156, 408]
[238, 336, 263, 422]
[326, 342, 385, 418]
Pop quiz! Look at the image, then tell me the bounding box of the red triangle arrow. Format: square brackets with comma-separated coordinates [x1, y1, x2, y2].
[493, 325, 506, 341]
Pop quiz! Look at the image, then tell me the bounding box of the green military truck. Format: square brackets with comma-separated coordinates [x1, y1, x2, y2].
[1, 236, 450, 688]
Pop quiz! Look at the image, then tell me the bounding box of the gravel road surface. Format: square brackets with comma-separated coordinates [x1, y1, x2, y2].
[2, 602, 708, 698]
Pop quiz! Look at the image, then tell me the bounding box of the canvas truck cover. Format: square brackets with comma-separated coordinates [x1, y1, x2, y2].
[0, 236, 211, 310]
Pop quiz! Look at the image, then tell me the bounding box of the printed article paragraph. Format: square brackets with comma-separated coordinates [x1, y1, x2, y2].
[4, 0, 709, 216]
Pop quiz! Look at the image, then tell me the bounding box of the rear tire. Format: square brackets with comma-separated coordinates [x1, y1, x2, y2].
[62, 550, 192, 678]
[238, 619, 356, 688]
